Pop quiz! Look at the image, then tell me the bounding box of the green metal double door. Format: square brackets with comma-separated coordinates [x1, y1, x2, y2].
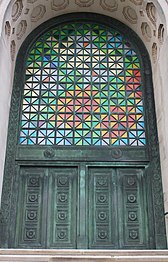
[15, 161, 149, 249]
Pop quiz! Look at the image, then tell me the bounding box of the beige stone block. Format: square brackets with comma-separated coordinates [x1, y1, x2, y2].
[0, 250, 168, 262]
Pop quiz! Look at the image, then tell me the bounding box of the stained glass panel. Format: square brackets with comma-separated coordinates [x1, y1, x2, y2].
[20, 23, 146, 146]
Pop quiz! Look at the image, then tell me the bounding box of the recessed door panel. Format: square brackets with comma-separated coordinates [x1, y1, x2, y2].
[16, 168, 47, 248]
[88, 168, 118, 249]
[47, 168, 78, 248]
[117, 168, 148, 248]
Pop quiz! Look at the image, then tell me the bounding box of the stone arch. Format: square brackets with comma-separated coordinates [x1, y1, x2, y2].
[0, 0, 168, 242]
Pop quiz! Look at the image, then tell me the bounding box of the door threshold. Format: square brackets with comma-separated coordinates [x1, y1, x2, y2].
[0, 249, 168, 262]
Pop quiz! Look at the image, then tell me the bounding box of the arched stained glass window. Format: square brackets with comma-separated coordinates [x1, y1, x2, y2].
[20, 22, 146, 146]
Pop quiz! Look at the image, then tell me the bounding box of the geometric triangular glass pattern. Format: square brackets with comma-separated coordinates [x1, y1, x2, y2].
[20, 23, 146, 146]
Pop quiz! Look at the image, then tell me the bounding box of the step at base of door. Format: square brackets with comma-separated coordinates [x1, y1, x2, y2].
[0, 250, 168, 262]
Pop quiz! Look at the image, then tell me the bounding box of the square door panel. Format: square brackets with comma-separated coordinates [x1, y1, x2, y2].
[47, 168, 78, 248]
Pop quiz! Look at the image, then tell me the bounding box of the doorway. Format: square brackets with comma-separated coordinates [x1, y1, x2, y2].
[16, 163, 148, 249]
[0, 13, 166, 249]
